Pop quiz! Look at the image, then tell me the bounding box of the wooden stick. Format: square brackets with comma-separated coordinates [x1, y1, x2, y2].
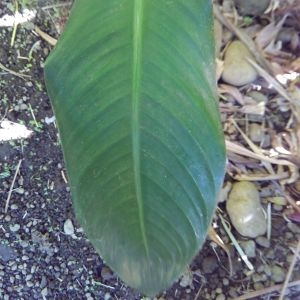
[35, 26, 57, 46]
[279, 240, 300, 300]
[5, 159, 22, 213]
[233, 279, 300, 300]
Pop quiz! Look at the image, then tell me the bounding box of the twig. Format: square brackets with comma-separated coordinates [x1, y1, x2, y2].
[279, 240, 300, 300]
[226, 140, 294, 166]
[61, 170, 68, 184]
[233, 279, 300, 300]
[92, 280, 115, 290]
[267, 203, 272, 241]
[0, 62, 31, 80]
[219, 214, 254, 271]
[233, 172, 290, 181]
[231, 119, 275, 175]
[247, 58, 293, 102]
[5, 159, 22, 213]
[28, 103, 39, 128]
[285, 193, 300, 213]
[35, 26, 57, 46]
[10, 0, 18, 47]
[208, 226, 233, 276]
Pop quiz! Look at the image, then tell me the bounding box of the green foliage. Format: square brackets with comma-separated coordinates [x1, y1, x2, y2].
[44, 0, 225, 296]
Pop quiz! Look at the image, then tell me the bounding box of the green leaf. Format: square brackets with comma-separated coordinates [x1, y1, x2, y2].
[44, 0, 225, 296]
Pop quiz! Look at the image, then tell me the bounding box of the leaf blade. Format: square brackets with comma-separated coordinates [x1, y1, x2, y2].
[44, 0, 225, 295]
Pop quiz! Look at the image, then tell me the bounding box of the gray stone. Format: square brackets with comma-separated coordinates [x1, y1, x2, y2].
[63, 218, 75, 236]
[0, 243, 16, 262]
[270, 265, 286, 283]
[26, 281, 34, 287]
[227, 181, 267, 238]
[287, 222, 300, 234]
[41, 287, 48, 297]
[216, 294, 226, 300]
[234, 0, 270, 16]
[202, 256, 218, 274]
[240, 240, 256, 257]
[104, 293, 111, 300]
[256, 236, 271, 248]
[222, 41, 258, 86]
[9, 224, 20, 232]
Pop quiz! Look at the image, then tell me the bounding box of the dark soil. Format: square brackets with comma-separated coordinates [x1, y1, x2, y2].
[0, 1, 299, 300]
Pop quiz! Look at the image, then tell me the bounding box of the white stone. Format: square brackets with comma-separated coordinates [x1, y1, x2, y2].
[9, 224, 20, 232]
[222, 41, 258, 86]
[63, 219, 75, 236]
[226, 181, 267, 238]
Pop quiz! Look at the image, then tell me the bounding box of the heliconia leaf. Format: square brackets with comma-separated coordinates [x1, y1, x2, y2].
[44, 0, 225, 296]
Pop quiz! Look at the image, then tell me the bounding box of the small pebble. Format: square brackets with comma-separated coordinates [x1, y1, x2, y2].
[202, 256, 218, 274]
[249, 123, 263, 143]
[256, 236, 270, 248]
[234, 0, 270, 16]
[10, 204, 18, 210]
[252, 273, 263, 283]
[4, 215, 11, 222]
[101, 266, 114, 281]
[270, 265, 285, 283]
[15, 187, 24, 194]
[104, 293, 111, 300]
[86, 293, 94, 300]
[287, 222, 300, 234]
[216, 294, 225, 300]
[41, 287, 48, 297]
[26, 281, 34, 287]
[9, 224, 20, 232]
[179, 269, 193, 287]
[240, 240, 256, 257]
[273, 204, 283, 212]
[263, 265, 272, 276]
[0, 243, 16, 262]
[254, 282, 264, 291]
[25, 274, 32, 281]
[38, 275, 46, 286]
[63, 219, 75, 236]
[248, 91, 268, 104]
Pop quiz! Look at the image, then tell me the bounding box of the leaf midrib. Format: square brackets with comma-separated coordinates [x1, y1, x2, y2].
[132, 0, 149, 255]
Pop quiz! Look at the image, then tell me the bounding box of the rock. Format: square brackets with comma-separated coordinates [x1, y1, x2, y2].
[216, 294, 226, 300]
[270, 265, 285, 283]
[240, 240, 256, 257]
[256, 236, 270, 248]
[234, 0, 270, 16]
[63, 219, 75, 236]
[248, 91, 268, 104]
[0, 243, 16, 262]
[226, 181, 267, 238]
[249, 123, 264, 143]
[287, 222, 300, 234]
[202, 256, 218, 274]
[104, 293, 111, 300]
[179, 269, 193, 287]
[9, 224, 20, 232]
[41, 288, 48, 298]
[101, 266, 114, 281]
[222, 41, 258, 86]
